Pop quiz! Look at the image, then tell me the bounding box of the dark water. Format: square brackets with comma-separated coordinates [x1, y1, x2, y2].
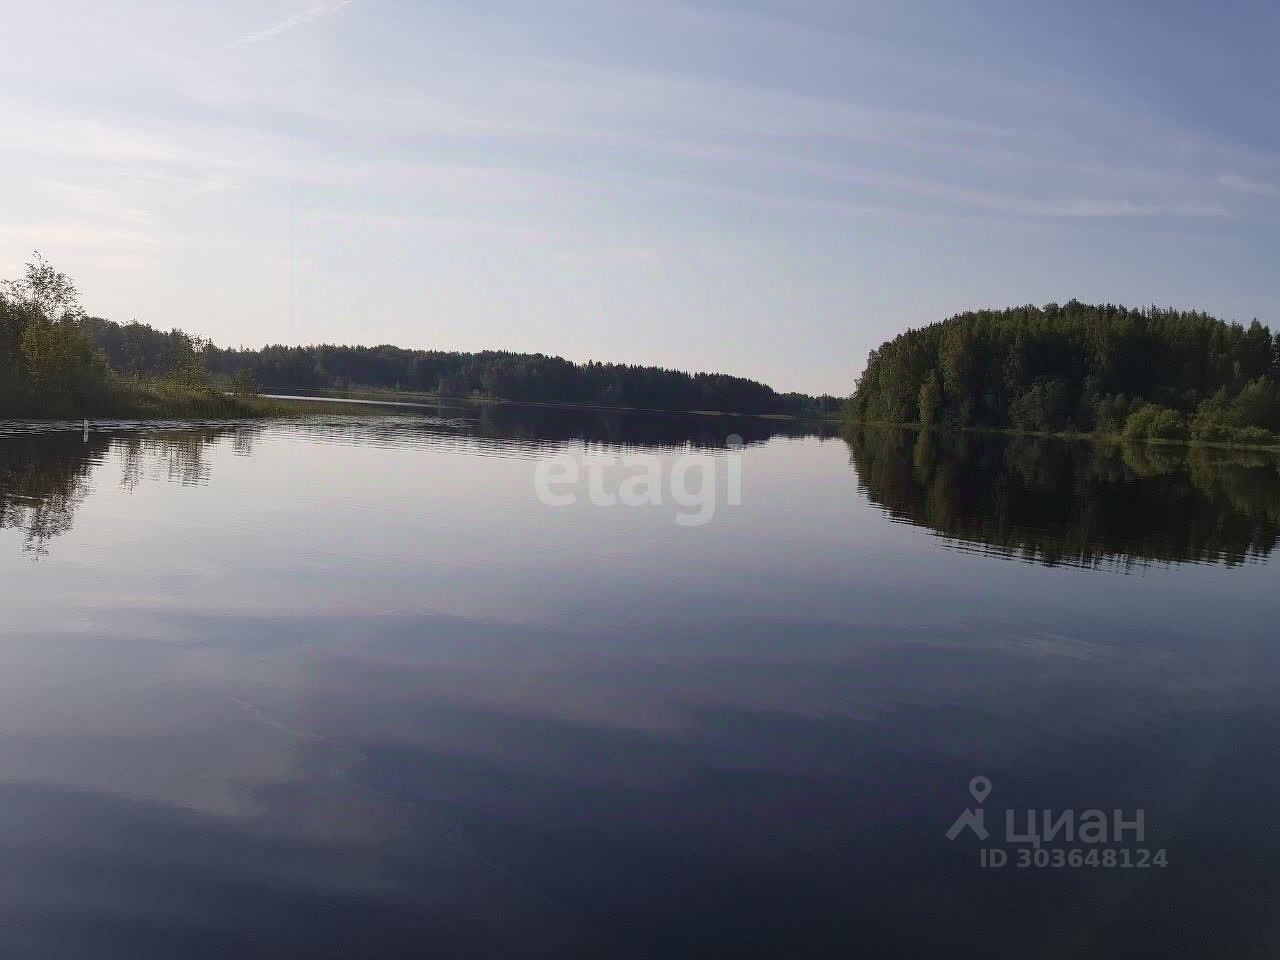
[1, 406, 1278, 958]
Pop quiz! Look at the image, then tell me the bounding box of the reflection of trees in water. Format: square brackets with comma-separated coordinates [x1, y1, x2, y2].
[231, 429, 256, 458]
[273, 406, 835, 457]
[117, 430, 234, 491]
[264, 404, 833, 456]
[0, 409, 829, 558]
[1, 430, 233, 556]
[470, 404, 834, 451]
[0, 434, 110, 557]
[846, 426, 1280, 568]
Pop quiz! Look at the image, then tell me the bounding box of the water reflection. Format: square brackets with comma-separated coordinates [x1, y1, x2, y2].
[0, 407, 830, 556]
[466, 402, 834, 450]
[0, 430, 230, 555]
[262, 396, 837, 451]
[0, 432, 110, 556]
[9, 414, 1279, 569]
[2, 410, 1279, 957]
[845, 425, 1280, 568]
[117, 430, 232, 490]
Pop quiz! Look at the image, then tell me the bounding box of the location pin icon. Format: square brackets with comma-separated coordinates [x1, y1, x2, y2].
[969, 776, 992, 804]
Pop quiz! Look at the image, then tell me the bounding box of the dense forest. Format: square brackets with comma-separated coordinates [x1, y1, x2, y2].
[849, 302, 1280, 444]
[1, 256, 111, 416]
[0, 256, 267, 418]
[84, 318, 840, 417]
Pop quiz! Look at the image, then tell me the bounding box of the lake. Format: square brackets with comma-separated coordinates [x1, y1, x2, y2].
[1, 405, 1277, 958]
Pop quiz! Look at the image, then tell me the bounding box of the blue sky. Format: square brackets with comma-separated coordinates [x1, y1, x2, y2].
[2, 0, 1278, 394]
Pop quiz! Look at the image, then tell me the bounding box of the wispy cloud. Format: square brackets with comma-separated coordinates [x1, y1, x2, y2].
[237, 0, 355, 46]
[1219, 173, 1280, 199]
[1026, 198, 1228, 219]
[31, 179, 150, 224]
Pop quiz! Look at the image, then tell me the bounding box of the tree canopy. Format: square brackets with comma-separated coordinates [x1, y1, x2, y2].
[848, 302, 1280, 443]
[0, 254, 111, 415]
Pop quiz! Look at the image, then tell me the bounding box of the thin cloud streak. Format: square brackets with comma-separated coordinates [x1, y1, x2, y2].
[237, 0, 356, 46]
[1219, 173, 1280, 199]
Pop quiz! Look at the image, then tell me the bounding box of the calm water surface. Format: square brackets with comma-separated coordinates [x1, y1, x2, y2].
[1, 405, 1278, 958]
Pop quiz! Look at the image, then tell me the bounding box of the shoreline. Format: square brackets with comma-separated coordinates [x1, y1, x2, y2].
[256, 385, 843, 423]
[843, 418, 1280, 455]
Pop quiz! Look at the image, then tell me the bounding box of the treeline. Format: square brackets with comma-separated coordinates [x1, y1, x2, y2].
[0, 255, 268, 418]
[85, 319, 840, 417]
[5, 253, 840, 419]
[849, 302, 1280, 444]
[1, 257, 112, 417]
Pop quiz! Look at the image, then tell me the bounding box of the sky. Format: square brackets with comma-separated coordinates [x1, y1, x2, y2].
[2, 0, 1278, 395]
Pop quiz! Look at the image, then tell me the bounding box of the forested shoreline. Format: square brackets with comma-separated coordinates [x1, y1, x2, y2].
[10, 252, 1277, 441]
[1, 257, 271, 419]
[848, 302, 1280, 446]
[3, 255, 838, 419]
[85, 319, 840, 417]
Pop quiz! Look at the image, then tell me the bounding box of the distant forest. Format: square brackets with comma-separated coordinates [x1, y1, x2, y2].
[1, 249, 837, 418]
[82, 317, 840, 417]
[848, 302, 1280, 444]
